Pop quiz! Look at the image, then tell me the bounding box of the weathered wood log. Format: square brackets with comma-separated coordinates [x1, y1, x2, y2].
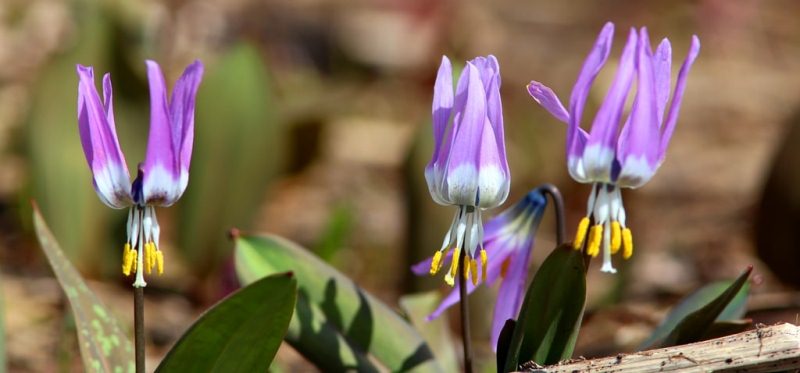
[524, 323, 800, 372]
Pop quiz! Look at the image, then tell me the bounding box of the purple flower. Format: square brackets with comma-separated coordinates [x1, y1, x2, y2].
[424, 55, 510, 286]
[413, 188, 546, 350]
[527, 23, 699, 273]
[77, 60, 203, 287]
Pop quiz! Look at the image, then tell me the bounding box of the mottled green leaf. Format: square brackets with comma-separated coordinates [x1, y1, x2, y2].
[399, 292, 458, 373]
[504, 244, 586, 371]
[652, 266, 752, 348]
[178, 43, 284, 275]
[235, 233, 441, 372]
[32, 204, 134, 373]
[156, 273, 296, 372]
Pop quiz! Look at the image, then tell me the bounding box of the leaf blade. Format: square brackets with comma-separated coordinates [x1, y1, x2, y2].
[504, 244, 586, 371]
[32, 204, 134, 373]
[156, 273, 296, 372]
[234, 233, 441, 372]
[658, 266, 753, 348]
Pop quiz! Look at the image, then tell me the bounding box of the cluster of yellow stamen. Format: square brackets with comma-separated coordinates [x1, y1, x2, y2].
[429, 247, 488, 287]
[121, 242, 164, 277]
[572, 217, 634, 259]
[122, 243, 137, 276]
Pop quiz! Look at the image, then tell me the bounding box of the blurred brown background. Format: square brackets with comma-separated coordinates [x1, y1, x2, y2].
[1, 0, 800, 371]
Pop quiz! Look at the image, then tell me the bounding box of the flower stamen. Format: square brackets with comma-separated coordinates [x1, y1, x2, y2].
[430, 251, 444, 275]
[622, 228, 634, 259]
[573, 216, 590, 250]
[610, 221, 622, 254]
[480, 249, 488, 282]
[587, 224, 603, 257]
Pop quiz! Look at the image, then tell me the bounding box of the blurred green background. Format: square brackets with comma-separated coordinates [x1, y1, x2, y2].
[2, 0, 800, 371]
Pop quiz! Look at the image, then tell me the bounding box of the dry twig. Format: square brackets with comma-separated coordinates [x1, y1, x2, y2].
[526, 323, 800, 372]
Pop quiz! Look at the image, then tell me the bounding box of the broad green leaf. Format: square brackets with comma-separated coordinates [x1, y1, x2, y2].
[32, 204, 134, 373]
[504, 244, 586, 372]
[399, 292, 458, 373]
[655, 266, 753, 348]
[701, 319, 753, 340]
[287, 295, 379, 372]
[156, 273, 297, 372]
[178, 43, 285, 275]
[235, 234, 441, 372]
[640, 274, 751, 349]
[495, 319, 516, 373]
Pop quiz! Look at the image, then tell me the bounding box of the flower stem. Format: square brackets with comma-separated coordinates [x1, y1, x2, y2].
[458, 249, 473, 373]
[540, 183, 566, 246]
[134, 287, 145, 373]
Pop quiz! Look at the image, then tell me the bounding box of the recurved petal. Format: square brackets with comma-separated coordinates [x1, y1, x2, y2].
[658, 35, 700, 162]
[169, 60, 203, 195]
[566, 22, 614, 167]
[76, 65, 132, 208]
[653, 39, 672, 124]
[583, 28, 637, 182]
[527, 81, 571, 124]
[141, 60, 181, 206]
[616, 28, 660, 188]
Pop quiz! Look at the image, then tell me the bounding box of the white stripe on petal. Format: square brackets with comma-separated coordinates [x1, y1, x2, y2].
[616, 155, 656, 188]
[446, 164, 478, 206]
[568, 156, 588, 183]
[581, 144, 615, 182]
[93, 162, 132, 208]
[477, 165, 508, 208]
[142, 164, 182, 206]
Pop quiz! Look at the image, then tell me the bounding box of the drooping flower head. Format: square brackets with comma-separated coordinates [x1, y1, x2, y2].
[527, 22, 699, 273]
[412, 188, 546, 349]
[77, 60, 203, 287]
[425, 55, 510, 285]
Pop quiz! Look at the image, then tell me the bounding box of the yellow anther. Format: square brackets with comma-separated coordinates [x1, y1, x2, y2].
[130, 248, 137, 273]
[463, 258, 471, 280]
[122, 243, 133, 276]
[149, 243, 155, 270]
[156, 250, 164, 275]
[448, 247, 461, 279]
[622, 228, 634, 259]
[430, 251, 443, 275]
[587, 224, 603, 257]
[444, 273, 455, 287]
[144, 243, 153, 275]
[610, 221, 622, 254]
[470, 258, 478, 286]
[573, 217, 590, 250]
[480, 249, 488, 282]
